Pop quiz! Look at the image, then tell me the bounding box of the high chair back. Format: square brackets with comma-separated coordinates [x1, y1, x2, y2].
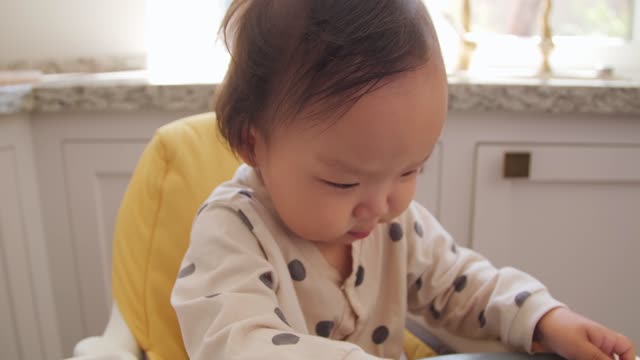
[110, 112, 241, 360]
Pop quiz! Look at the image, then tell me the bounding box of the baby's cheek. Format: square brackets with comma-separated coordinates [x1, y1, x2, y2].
[319, 196, 349, 219]
[389, 182, 417, 218]
[278, 196, 343, 238]
[311, 198, 352, 231]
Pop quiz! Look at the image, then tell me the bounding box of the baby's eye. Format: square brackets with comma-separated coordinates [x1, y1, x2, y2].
[401, 167, 423, 177]
[324, 180, 359, 189]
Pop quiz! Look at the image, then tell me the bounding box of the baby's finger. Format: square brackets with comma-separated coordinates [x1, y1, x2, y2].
[575, 342, 614, 360]
[598, 333, 618, 356]
[611, 334, 635, 360]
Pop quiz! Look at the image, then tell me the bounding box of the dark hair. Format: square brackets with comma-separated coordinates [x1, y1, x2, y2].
[215, 0, 438, 154]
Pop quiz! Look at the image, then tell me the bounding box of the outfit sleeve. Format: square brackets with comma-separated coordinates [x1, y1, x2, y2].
[404, 202, 565, 352]
[171, 206, 386, 360]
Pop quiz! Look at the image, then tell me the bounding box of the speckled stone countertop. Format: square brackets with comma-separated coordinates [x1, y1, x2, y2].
[1, 70, 640, 116]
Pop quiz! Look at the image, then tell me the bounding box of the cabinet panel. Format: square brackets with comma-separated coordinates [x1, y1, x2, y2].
[32, 111, 181, 355]
[0, 147, 44, 360]
[63, 141, 146, 336]
[472, 144, 640, 345]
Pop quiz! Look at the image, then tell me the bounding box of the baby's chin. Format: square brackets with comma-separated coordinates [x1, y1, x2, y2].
[282, 223, 351, 243]
[309, 233, 367, 248]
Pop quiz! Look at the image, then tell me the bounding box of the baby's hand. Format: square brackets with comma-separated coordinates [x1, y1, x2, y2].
[531, 307, 636, 360]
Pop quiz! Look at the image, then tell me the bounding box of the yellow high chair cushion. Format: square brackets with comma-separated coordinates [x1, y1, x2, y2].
[111, 113, 241, 360]
[404, 329, 439, 359]
[110, 112, 436, 360]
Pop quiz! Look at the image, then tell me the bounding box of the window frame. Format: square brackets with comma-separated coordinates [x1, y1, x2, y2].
[428, 0, 640, 78]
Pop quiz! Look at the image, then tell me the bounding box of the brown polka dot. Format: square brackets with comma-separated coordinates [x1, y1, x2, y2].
[315, 320, 334, 338]
[515, 291, 531, 307]
[451, 243, 458, 253]
[288, 260, 306, 281]
[355, 266, 365, 286]
[372, 326, 389, 344]
[414, 221, 424, 237]
[178, 263, 195, 278]
[272, 333, 300, 345]
[429, 303, 441, 320]
[274, 307, 290, 327]
[389, 223, 403, 241]
[237, 209, 254, 231]
[453, 275, 467, 292]
[478, 310, 486, 328]
[259, 271, 274, 289]
[205, 293, 220, 299]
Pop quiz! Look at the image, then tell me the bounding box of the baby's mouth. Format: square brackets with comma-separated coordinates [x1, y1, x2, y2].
[348, 230, 371, 239]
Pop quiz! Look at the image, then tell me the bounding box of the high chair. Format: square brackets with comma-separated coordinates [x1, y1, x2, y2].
[72, 112, 242, 360]
[68, 112, 563, 360]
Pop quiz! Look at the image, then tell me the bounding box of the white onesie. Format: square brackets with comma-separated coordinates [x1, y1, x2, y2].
[171, 164, 564, 359]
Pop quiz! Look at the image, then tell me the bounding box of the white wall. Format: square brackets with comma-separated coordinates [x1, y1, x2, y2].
[0, 0, 146, 61]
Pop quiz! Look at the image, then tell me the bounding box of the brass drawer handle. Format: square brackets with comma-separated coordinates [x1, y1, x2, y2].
[504, 152, 531, 179]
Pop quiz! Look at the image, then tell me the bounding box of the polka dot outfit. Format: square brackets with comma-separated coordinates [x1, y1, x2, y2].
[171, 165, 565, 360]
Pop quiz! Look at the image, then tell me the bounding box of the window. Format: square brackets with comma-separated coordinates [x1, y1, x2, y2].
[145, 0, 639, 83]
[145, 0, 230, 84]
[425, 0, 640, 77]
[440, 0, 633, 38]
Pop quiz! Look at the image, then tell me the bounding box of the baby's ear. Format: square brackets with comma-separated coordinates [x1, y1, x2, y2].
[236, 128, 258, 166]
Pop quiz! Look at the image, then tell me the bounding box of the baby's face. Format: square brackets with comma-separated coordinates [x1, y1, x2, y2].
[252, 58, 447, 249]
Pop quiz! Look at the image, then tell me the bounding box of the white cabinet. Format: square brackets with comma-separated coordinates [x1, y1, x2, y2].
[62, 141, 147, 336]
[0, 115, 61, 360]
[0, 144, 32, 360]
[472, 144, 640, 345]
[31, 110, 191, 355]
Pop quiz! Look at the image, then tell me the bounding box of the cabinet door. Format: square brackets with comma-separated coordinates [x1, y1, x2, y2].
[63, 141, 146, 337]
[0, 116, 62, 360]
[32, 111, 180, 355]
[0, 149, 44, 360]
[472, 144, 640, 345]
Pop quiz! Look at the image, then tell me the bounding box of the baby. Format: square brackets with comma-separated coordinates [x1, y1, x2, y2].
[171, 1, 636, 359]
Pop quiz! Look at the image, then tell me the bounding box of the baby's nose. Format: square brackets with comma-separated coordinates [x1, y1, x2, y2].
[354, 194, 390, 221]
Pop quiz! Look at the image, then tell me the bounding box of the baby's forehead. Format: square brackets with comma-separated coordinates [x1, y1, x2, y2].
[280, 62, 444, 130]
[289, 117, 438, 174]
[264, 62, 446, 175]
